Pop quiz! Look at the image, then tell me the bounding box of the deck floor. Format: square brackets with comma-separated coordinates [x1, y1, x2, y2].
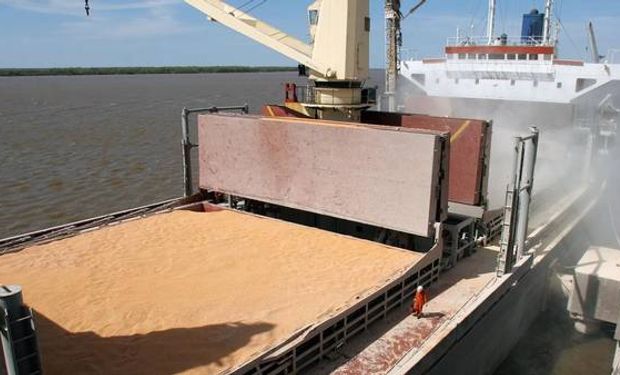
[309, 244, 499, 374]
[0, 208, 421, 375]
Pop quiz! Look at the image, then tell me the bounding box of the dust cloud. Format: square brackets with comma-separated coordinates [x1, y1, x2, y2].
[396, 80, 620, 375]
[396, 82, 617, 213]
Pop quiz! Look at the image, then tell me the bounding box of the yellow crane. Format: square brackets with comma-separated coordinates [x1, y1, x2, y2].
[183, 0, 372, 121]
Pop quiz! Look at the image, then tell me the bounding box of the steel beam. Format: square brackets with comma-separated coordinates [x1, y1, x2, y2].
[497, 127, 540, 275]
[515, 127, 539, 259]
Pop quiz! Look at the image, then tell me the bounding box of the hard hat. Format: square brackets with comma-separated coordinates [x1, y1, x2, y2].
[417, 285, 423, 292]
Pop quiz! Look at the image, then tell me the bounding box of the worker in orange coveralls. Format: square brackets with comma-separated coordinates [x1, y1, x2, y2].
[410, 285, 428, 318]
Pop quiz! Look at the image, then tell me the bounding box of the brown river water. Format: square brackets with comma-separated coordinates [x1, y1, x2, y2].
[0, 72, 311, 238]
[0, 72, 615, 374]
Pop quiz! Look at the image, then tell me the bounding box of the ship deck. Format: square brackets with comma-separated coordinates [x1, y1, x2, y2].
[310, 242, 501, 375]
[311, 185, 594, 374]
[0, 204, 434, 375]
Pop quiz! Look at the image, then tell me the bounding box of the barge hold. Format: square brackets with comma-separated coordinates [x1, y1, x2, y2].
[0, 204, 442, 374]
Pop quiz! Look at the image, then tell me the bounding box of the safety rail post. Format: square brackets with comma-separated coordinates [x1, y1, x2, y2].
[181, 107, 193, 198]
[180, 104, 249, 197]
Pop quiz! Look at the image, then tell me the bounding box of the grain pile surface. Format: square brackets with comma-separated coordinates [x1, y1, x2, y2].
[0, 209, 420, 374]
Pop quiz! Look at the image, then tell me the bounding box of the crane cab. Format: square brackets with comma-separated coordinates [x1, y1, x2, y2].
[308, 1, 320, 44]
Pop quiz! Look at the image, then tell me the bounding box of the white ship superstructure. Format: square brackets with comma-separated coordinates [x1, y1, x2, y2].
[400, 1, 620, 108]
[401, 36, 620, 104]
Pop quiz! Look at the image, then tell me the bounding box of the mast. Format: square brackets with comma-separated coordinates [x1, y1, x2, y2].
[486, 0, 496, 45]
[542, 0, 553, 45]
[384, 0, 400, 112]
[587, 21, 601, 63]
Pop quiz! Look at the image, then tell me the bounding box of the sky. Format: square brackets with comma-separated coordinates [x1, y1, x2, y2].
[0, 0, 619, 68]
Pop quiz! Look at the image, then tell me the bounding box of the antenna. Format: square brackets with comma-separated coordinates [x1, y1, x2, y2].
[542, 0, 553, 44]
[486, 0, 496, 45]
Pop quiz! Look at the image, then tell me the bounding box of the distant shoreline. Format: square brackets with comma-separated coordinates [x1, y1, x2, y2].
[0, 66, 297, 77]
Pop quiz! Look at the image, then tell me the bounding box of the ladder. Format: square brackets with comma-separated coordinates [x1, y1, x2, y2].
[1, 306, 42, 375]
[496, 128, 540, 277]
[497, 187, 517, 276]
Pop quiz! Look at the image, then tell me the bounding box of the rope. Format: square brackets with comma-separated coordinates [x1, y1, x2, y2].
[555, 16, 585, 60]
[236, 0, 257, 12]
[230, 0, 267, 16]
[557, 0, 564, 21]
[245, 0, 268, 13]
[467, 0, 484, 37]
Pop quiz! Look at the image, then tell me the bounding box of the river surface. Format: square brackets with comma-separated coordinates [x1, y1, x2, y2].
[0, 72, 615, 374]
[0, 71, 316, 238]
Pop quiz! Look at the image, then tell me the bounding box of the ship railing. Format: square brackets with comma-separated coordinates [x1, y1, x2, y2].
[181, 104, 249, 197]
[241, 253, 442, 374]
[447, 36, 549, 47]
[295, 85, 315, 104]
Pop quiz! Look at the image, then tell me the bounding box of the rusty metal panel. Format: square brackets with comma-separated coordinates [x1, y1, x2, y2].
[198, 114, 448, 237]
[362, 111, 491, 207]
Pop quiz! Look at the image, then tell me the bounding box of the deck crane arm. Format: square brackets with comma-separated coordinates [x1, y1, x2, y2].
[184, 0, 369, 83]
[587, 21, 602, 64]
[184, 0, 332, 78]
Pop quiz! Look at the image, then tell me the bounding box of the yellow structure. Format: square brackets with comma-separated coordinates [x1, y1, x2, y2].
[184, 0, 372, 120]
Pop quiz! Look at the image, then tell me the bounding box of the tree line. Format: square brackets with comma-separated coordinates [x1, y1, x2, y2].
[0, 66, 297, 77]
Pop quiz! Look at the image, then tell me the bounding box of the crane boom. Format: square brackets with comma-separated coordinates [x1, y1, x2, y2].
[587, 21, 601, 63]
[185, 0, 330, 77]
[184, 0, 369, 82]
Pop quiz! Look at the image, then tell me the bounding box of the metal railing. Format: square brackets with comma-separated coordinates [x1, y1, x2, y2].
[447, 36, 549, 47]
[293, 85, 377, 106]
[239, 255, 442, 375]
[181, 104, 249, 197]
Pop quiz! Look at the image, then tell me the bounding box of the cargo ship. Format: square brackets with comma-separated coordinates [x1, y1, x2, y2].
[399, 0, 619, 156]
[0, 1, 616, 374]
